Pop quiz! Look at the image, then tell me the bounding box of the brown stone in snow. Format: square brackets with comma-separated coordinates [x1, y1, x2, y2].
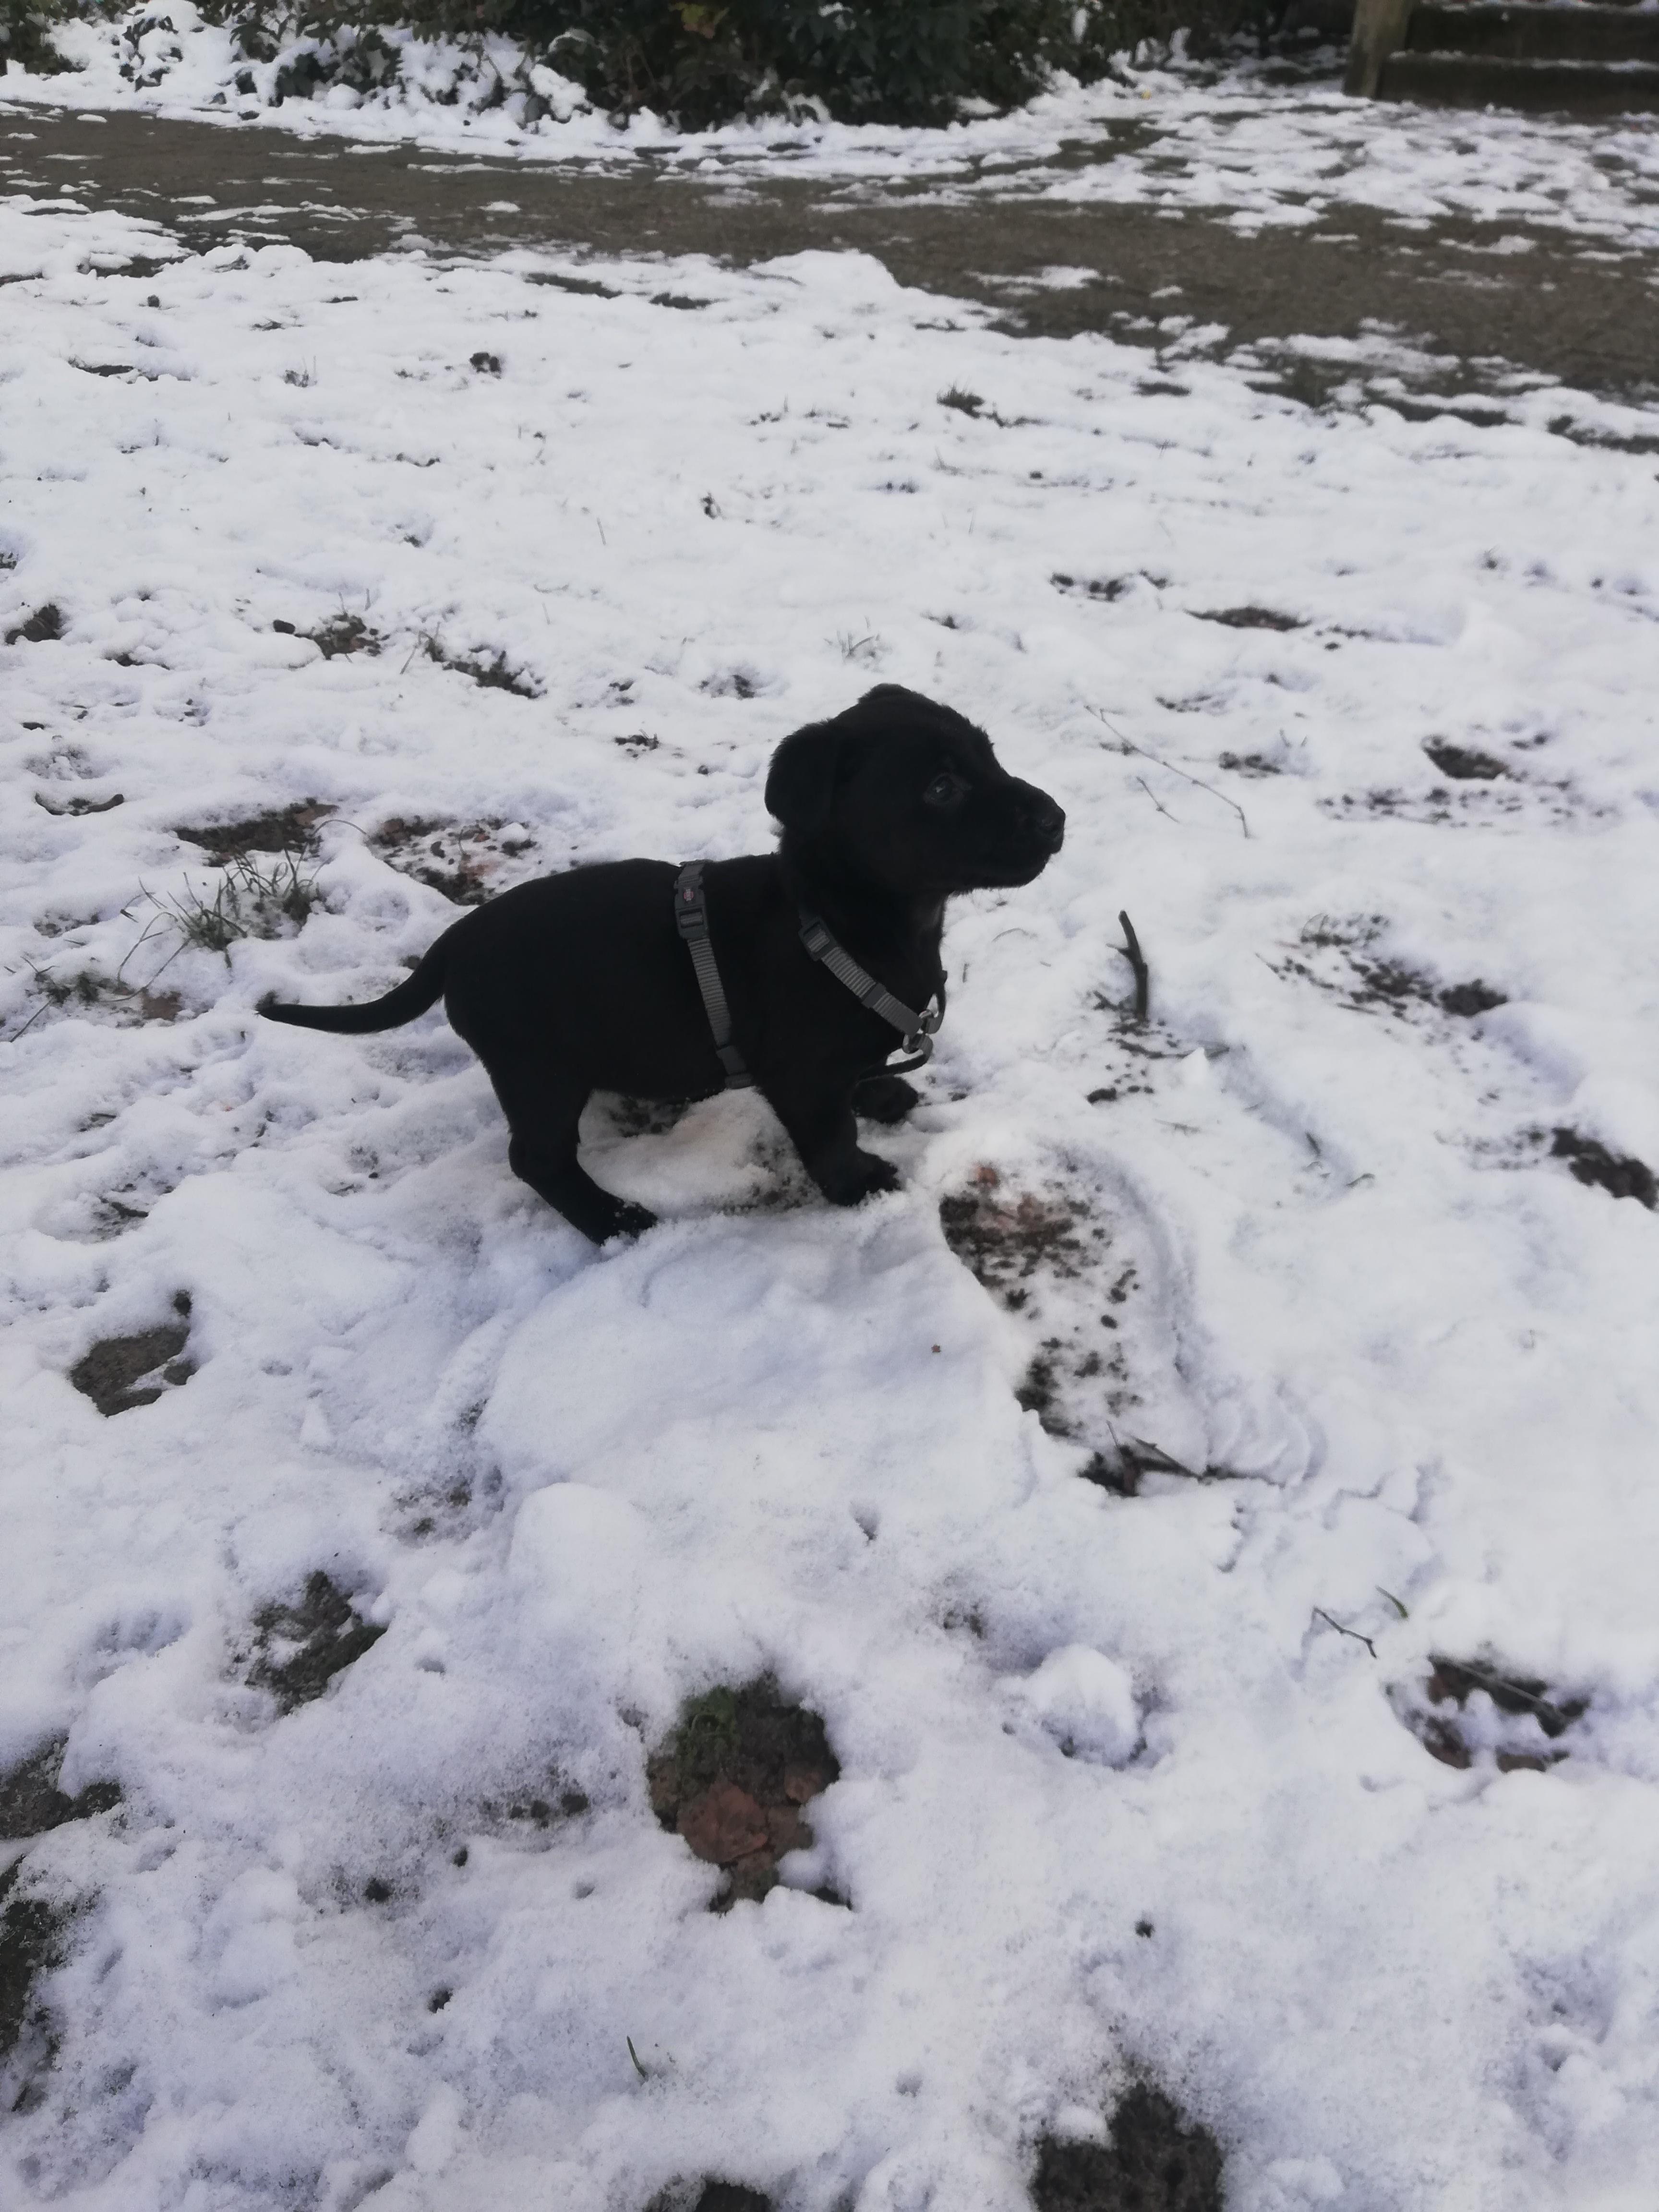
[766, 1803, 809, 1856]
[678, 1781, 769, 1866]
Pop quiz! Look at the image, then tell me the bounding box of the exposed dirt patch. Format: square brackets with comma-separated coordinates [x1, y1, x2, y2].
[1191, 605, 1304, 631]
[1438, 979, 1507, 1016]
[0, 1866, 70, 2085]
[0, 1744, 121, 1842]
[306, 612, 379, 660]
[1267, 916, 1507, 1022]
[941, 1167, 1143, 1449]
[940, 1168, 1094, 1310]
[33, 788, 124, 818]
[176, 800, 332, 858]
[1397, 1653, 1587, 1773]
[1551, 1129, 1657, 1209]
[1423, 738, 1510, 780]
[1050, 572, 1144, 602]
[370, 814, 540, 906]
[526, 269, 621, 300]
[4, 603, 63, 646]
[423, 637, 541, 697]
[1032, 2085, 1224, 2212]
[646, 2183, 774, 2212]
[648, 1683, 838, 1909]
[247, 1571, 388, 1713]
[68, 1292, 193, 1416]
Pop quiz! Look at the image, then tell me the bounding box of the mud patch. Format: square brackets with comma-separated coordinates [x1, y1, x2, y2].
[176, 800, 332, 859]
[1550, 1129, 1656, 1209]
[647, 1683, 838, 1909]
[246, 1571, 387, 1714]
[4, 603, 64, 645]
[0, 1868, 70, 2088]
[0, 1744, 121, 1842]
[1396, 1654, 1587, 1773]
[939, 1170, 1095, 1310]
[1032, 2084, 1224, 2211]
[68, 1292, 193, 1416]
[941, 1168, 1140, 1444]
[423, 637, 541, 697]
[646, 2183, 773, 2212]
[305, 613, 379, 660]
[1050, 573, 1148, 602]
[1266, 916, 1507, 1022]
[370, 814, 540, 906]
[1192, 604, 1304, 631]
[1423, 738, 1509, 780]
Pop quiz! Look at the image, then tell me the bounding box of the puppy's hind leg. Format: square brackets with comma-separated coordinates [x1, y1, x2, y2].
[488, 1058, 656, 1245]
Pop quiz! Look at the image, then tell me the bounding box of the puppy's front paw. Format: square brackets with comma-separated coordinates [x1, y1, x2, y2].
[852, 1073, 921, 1126]
[606, 1200, 659, 1242]
[823, 1151, 901, 1207]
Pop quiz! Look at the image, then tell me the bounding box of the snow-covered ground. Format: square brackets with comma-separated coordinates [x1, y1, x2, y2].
[7, 2, 1659, 252]
[3, 166, 1659, 2212]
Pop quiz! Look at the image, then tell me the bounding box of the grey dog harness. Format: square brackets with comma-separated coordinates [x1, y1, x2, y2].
[673, 862, 942, 1092]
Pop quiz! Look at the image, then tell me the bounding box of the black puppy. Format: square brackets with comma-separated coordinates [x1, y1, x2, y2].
[260, 685, 1064, 1242]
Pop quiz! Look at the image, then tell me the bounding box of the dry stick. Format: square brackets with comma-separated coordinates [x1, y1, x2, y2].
[1086, 705, 1250, 840]
[1132, 774, 1177, 824]
[1312, 1608, 1377, 1659]
[1117, 910, 1151, 1024]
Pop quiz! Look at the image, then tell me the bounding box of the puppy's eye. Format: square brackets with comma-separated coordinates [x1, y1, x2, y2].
[923, 772, 969, 810]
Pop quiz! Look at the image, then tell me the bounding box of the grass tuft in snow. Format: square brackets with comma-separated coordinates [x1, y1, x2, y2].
[128, 846, 321, 965]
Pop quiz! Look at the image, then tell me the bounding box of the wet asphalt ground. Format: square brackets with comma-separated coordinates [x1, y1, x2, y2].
[3, 88, 1658, 407]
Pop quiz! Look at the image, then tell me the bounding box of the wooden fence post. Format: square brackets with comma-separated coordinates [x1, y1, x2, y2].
[1345, 0, 1415, 95]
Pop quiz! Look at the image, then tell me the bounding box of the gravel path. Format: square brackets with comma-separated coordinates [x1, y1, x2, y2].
[6, 93, 1658, 403]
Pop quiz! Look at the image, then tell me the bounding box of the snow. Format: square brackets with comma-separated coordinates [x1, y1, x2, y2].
[3, 147, 1659, 2212]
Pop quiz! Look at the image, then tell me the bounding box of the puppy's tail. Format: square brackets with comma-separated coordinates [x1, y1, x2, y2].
[259, 938, 449, 1035]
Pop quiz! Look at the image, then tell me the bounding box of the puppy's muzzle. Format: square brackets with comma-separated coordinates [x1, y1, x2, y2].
[1021, 792, 1066, 854]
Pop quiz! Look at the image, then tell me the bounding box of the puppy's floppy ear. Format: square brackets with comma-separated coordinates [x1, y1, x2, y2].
[765, 720, 841, 833]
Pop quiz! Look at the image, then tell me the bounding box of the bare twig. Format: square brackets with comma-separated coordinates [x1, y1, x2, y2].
[1086, 704, 1250, 839]
[1312, 1608, 1377, 1659]
[1117, 909, 1150, 1024]
[626, 2037, 647, 2080]
[1132, 775, 1177, 824]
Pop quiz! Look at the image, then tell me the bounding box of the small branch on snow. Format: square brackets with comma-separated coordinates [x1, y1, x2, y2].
[1086, 704, 1251, 839]
[1117, 909, 1151, 1025]
[1132, 774, 1177, 824]
[1312, 1608, 1377, 1659]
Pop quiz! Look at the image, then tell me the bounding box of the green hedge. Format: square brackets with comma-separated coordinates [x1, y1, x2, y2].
[1, 0, 80, 72]
[9, 0, 1259, 120]
[366, 0, 1251, 125]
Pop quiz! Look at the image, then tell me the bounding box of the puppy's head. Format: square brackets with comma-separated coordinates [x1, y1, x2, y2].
[765, 686, 1064, 898]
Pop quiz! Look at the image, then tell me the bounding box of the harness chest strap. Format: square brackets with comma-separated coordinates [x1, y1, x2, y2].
[674, 861, 753, 1089]
[674, 866, 945, 1091]
[797, 910, 942, 1069]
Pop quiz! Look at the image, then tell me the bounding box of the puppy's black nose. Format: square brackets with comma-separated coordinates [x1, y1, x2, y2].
[1026, 794, 1066, 851]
